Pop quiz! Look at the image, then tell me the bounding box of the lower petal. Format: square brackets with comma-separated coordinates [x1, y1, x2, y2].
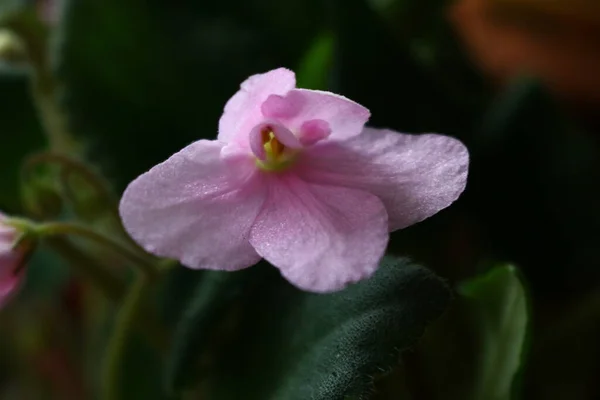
[119, 140, 266, 271]
[298, 128, 469, 231]
[249, 175, 389, 293]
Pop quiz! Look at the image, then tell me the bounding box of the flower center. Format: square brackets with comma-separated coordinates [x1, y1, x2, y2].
[252, 124, 298, 172]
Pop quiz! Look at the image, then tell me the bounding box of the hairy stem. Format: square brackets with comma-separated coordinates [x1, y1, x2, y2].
[37, 222, 158, 280]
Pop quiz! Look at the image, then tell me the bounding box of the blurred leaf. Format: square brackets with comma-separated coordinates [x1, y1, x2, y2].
[0, 0, 25, 19]
[0, 65, 46, 212]
[164, 268, 256, 394]
[458, 265, 530, 400]
[468, 78, 600, 293]
[160, 266, 205, 327]
[296, 31, 334, 90]
[411, 264, 530, 400]
[207, 257, 451, 400]
[54, 0, 326, 190]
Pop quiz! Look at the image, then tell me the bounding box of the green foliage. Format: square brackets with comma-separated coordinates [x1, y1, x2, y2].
[203, 257, 450, 400]
[164, 268, 257, 394]
[459, 265, 530, 400]
[296, 32, 335, 90]
[414, 264, 530, 400]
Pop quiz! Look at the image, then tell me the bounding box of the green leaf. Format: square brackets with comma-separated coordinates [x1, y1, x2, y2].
[296, 32, 334, 90]
[412, 264, 530, 400]
[459, 265, 530, 400]
[207, 257, 450, 400]
[0, 65, 46, 212]
[164, 268, 258, 394]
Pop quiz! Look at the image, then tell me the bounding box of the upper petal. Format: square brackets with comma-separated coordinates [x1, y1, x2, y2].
[249, 175, 388, 293]
[218, 68, 296, 146]
[119, 140, 267, 271]
[297, 127, 469, 231]
[266, 89, 370, 141]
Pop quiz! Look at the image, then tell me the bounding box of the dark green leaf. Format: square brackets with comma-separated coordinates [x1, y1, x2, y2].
[164, 268, 257, 394]
[411, 264, 530, 400]
[459, 265, 530, 400]
[208, 257, 450, 400]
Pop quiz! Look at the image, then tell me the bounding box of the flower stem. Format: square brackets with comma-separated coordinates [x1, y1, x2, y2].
[36, 222, 158, 280]
[32, 76, 78, 154]
[4, 12, 76, 153]
[20, 152, 150, 256]
[102, 274, 148, 400]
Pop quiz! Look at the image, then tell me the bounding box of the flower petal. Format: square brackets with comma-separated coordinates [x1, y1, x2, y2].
[249, 175, 388, 292]
[218, 68, 296, 146]
[0, 217, 22, 284]
[299, 119, 331, 146]
[273, 89, 370, 141]
[298, 128, 469, 231]
[119, 140, 267, 271]
[261, 94, 299, 119]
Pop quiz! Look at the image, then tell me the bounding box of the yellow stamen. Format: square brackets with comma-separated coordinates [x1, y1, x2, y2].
[270, 136, 284, 158]
[256, 128, 296, 172]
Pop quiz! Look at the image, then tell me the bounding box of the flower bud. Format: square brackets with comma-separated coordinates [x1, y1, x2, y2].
[0, 213, 30, 308]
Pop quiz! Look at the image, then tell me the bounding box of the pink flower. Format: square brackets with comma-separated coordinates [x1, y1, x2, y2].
[0, 213, 27, 307]
[119, 68, 469, 292]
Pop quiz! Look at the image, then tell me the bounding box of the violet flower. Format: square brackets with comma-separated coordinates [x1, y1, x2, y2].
[119, 68, 469, 292]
